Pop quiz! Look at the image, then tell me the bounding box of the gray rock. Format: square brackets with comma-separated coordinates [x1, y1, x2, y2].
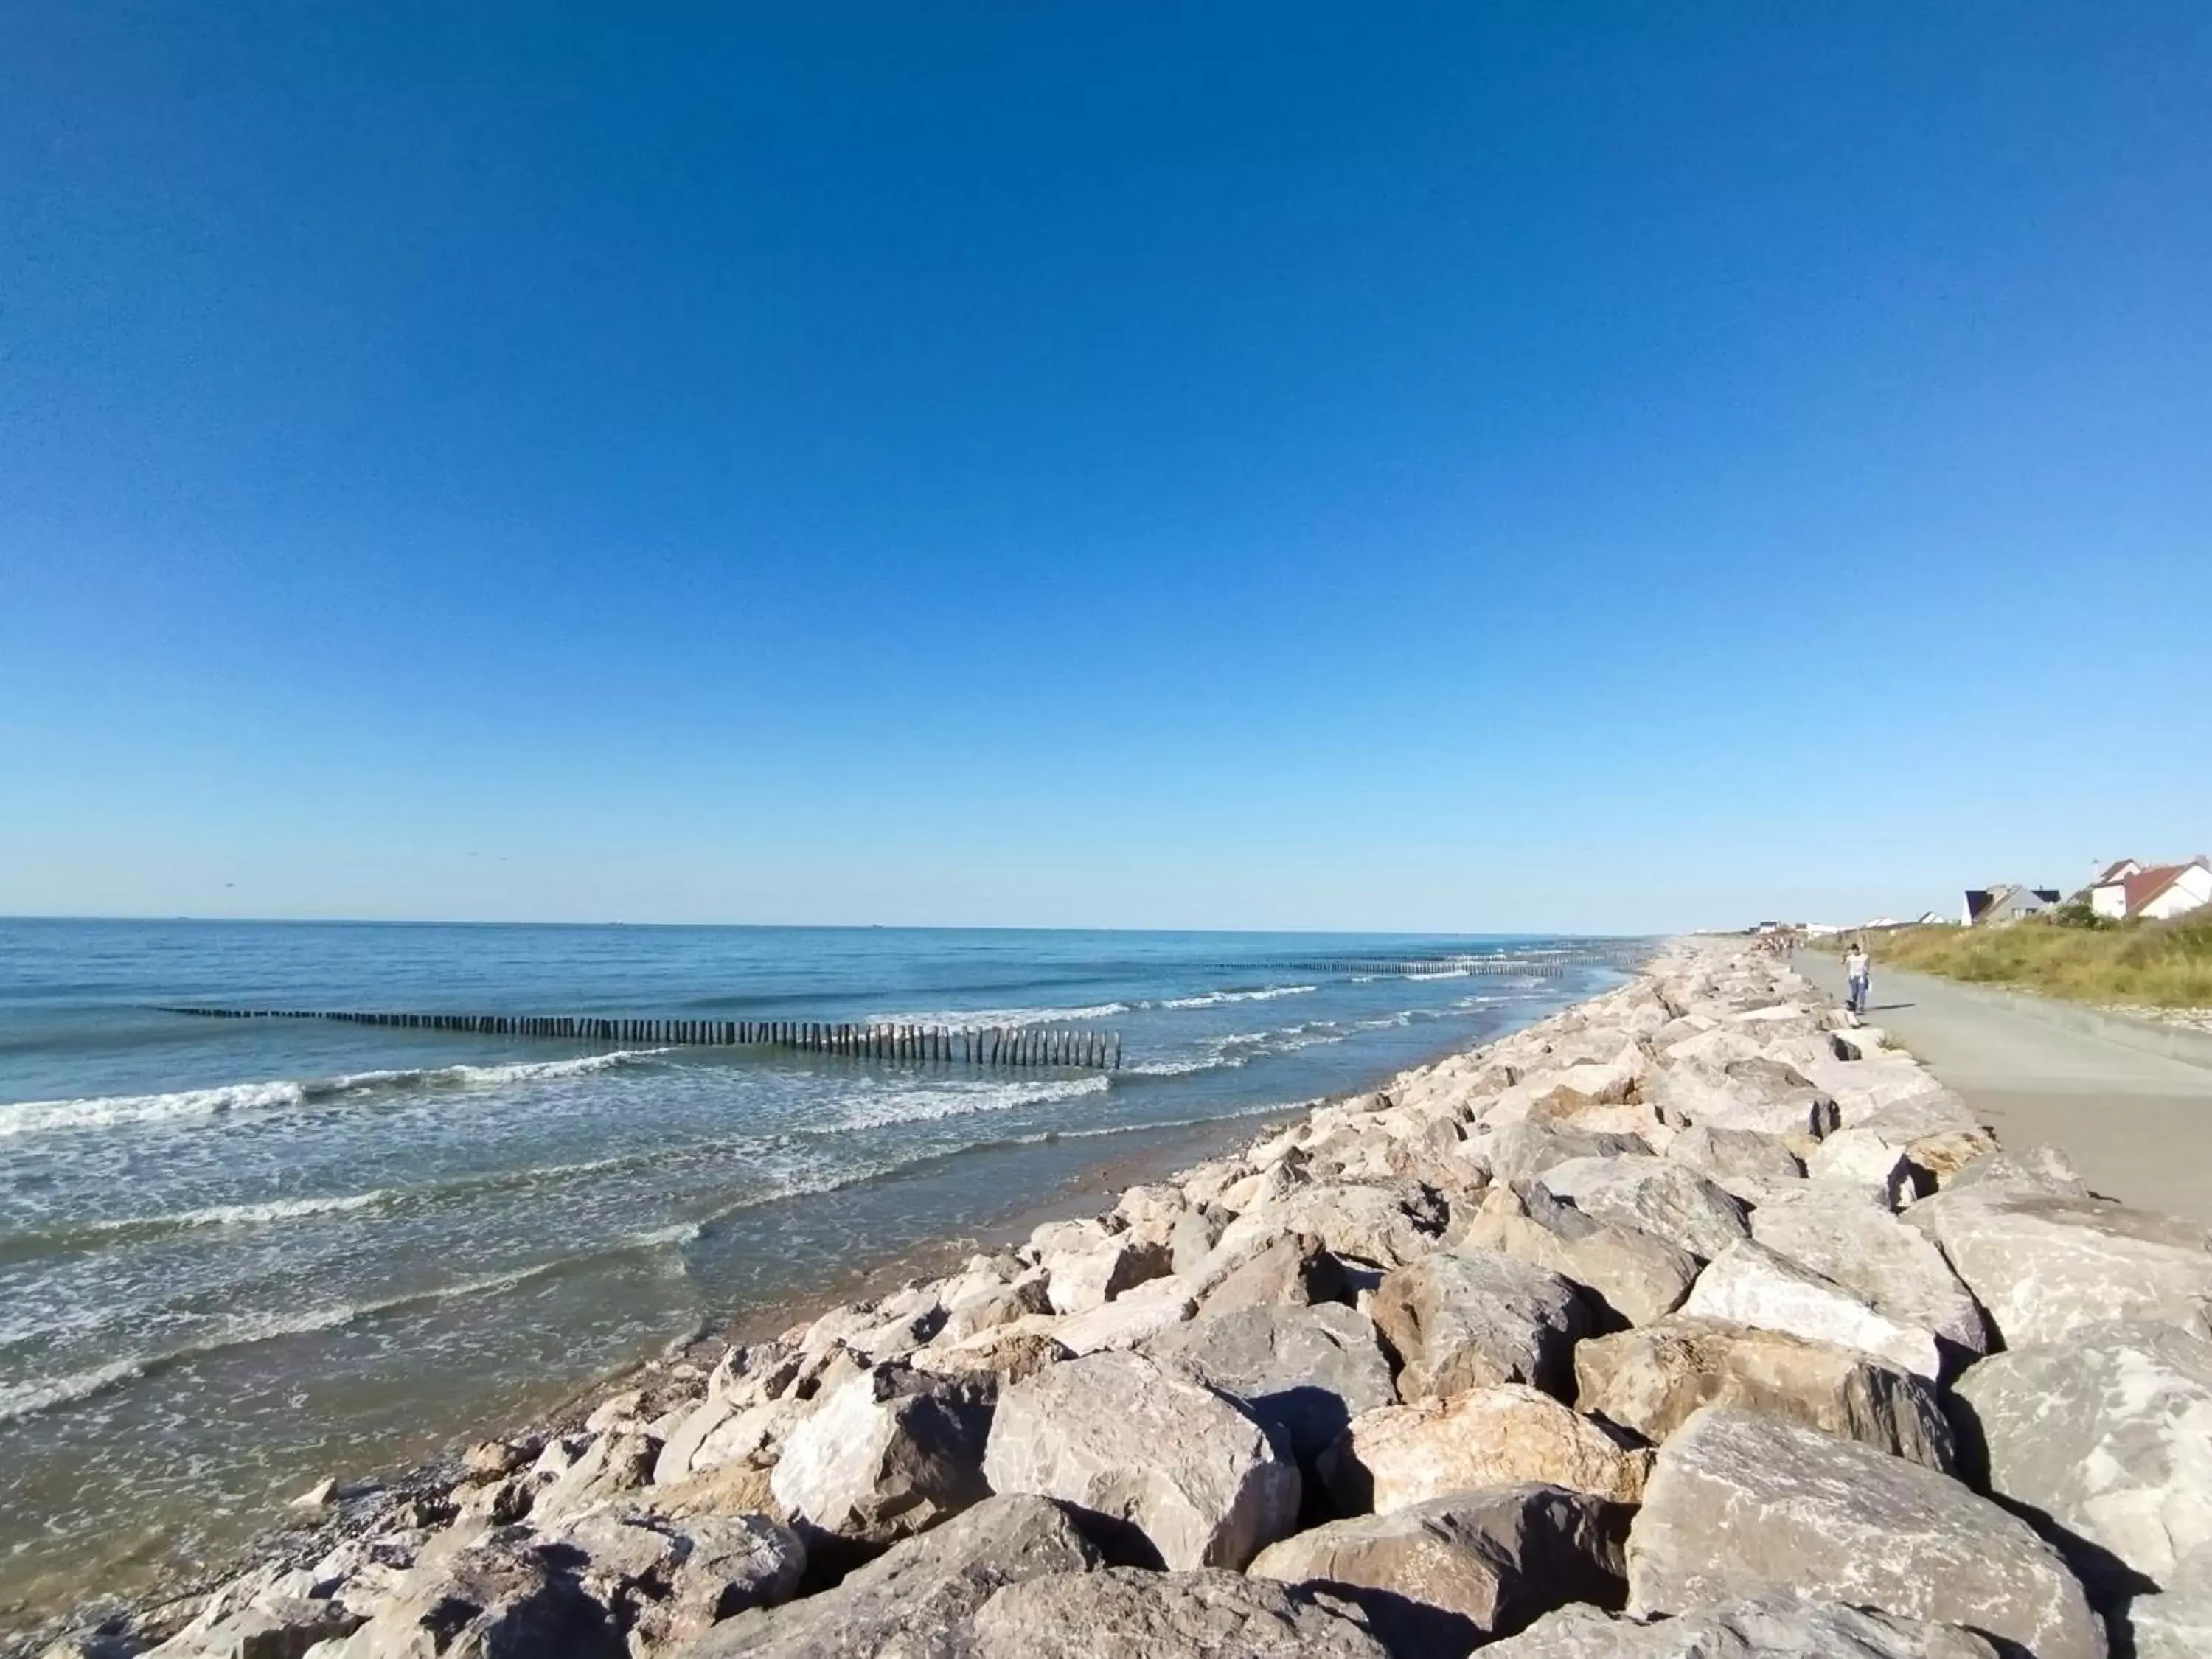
[981, 1350, 1299, 1570]
[324, 1533, 626, 1659]
[1683, 1239, 1944, 1379]
[1213, 1183, 1445, 1270]
[1944, 1144, 2087, 1200]
[1952, 1321, 2212, 1600]
[1481, 1591, 2000, 1658]
[1371, 1249, 1590, 1400]
[684, 1493, 1099, 1658]
[1906, 1188, 2212, 1347]
[1535, 1156, 1749, 1262]
[1324, 1385, 1651, 1515]
[1046, 1239, 1171, 1315]
[1574, 1316, 1955, 1471]
[148, 1596, 365, 1659]
[543, 1509, 805, 1648]
[1142, 1303, 1396, 1469]
[1169, 1204, 1228, 1276]
[966, 1568, 1389, 1658]
[1749, 1186, 1989, 1363]
[1643, 1061, 1837, 1140]
[1189, 1229, 1346, 1315]
[1457, 1181, 1697, 1329]
[2124, 1540, 2212, 1659]
[1664, 1124, 1804, 1192]
[1470, 1124, 1649, 1186]
[1626, 1406, 2103, 1659]
[768, 1363, 995, 1546]
[1248, 1484, 1628, 1656]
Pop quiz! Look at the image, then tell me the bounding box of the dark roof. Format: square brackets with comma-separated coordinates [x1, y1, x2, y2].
[2093, 859, 2140, 886]
[2033, 889, 2062, 904]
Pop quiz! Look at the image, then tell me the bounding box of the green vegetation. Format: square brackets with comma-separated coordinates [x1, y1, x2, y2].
[1847, 909, 2212, 1010]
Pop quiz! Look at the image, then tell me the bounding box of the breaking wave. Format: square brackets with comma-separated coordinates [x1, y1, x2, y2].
[1155, 984, 1317, 1009]
[0, 1050, 669, 1141]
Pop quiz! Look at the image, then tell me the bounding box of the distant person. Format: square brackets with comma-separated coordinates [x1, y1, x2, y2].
[1844, 942, 1871, 1015]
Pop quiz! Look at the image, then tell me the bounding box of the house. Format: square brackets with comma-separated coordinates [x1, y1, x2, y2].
[1962, 884, 2062, 926]
[1915, 911, 1950, 926]
[2089, 857, 2212, 922]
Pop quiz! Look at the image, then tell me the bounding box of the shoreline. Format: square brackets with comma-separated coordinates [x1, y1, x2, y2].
[15, 988, 1596, 1654]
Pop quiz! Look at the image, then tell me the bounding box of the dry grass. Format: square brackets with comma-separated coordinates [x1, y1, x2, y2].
[1843, 908, 2212, 1010]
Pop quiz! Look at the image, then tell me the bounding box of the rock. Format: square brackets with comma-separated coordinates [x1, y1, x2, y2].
[2125, 1540, 2212, 1659]
[150, 1596, 364, 1659]
[1534, 1157, 1748, 1262]
[1642, 1062, 1836, 1139]
[1170, 1205, 1228, 1276]
[462, 1441, 532, 1483]
[543, 1509, 805, 1648]
[1324, 1385, 1650, 1514]
[982, 1350, 1299, 1570]
[684, 1493, 1100, 1658]
[1467, 1124, 1648, 1186]
[965, 1567, 1391, 1658]
[1573, 1316, 1956, 1470]
[1625, 1406, 2103, 1659]
[1952, 1321, 2212, 1600]
[1046, 1239, 1170, 1315]
[1190, 1231, 1343, 1315]
[1144, 1303, 1397, 1471]
[1482, 1591, 2000, 1658]
[1748, 1186, 1989, 1361]
[768, 1363, 995, 1546]
[583, 1389, 644, 1433]
[1682, 1239, 1944, 1380]
[1944, 1144, 2087, 1199]
[1663, 1124, 1803, 1195]
[292, 1478, 337, 1510]
[1458, 1182, 1697, 1329]
[1906, 1188, 2212, 1347]
[324, 1533, 625, 1659]
[1051, 1276, 1195, 1354]
[1805, 1126, 1924, 1206]
[1370, 1249, 1590, 1399]
[535, 1428, 661, 1524]
[1248, 1484, 1629, 1655]
[1213, 1183, 1444, 1270]
[909, 1324, 1073, 1383]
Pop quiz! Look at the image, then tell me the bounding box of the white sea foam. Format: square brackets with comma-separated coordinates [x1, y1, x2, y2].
[0, 1049, 668, 1141]
[1405, 968, 1470, 981]
[0, 1357, 149, 1425]
[1156, 984, 1317, 1009]
[860, 1003, 1130, 1029]
[835, 1074, 1110, 1131]
[87, 1191, 390, 1234]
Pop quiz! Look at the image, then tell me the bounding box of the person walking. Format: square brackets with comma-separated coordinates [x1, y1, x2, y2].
[1844, 941, 1871, 1015]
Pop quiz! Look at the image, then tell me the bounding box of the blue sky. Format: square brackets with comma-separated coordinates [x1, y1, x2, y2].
[3, 4, 2208, 933]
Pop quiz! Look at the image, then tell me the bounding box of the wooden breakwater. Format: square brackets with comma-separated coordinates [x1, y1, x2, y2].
[150, 1006, 1121, 1069]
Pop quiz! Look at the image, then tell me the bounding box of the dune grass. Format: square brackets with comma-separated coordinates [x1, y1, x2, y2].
[1846, 907, 2212, 1010]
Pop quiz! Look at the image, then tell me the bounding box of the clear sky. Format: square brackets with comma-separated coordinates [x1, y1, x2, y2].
[3, 5, 2207, 934]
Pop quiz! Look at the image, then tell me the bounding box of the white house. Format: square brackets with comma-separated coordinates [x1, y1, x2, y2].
[2090, 858, 2212, 922]
[1963, 884, 2061, 926]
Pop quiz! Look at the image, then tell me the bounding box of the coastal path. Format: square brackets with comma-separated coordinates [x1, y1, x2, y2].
[1794, 951, 2212, 1225]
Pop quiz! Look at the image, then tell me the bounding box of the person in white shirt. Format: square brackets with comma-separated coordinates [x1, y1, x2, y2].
[1844, 943, 1871, 1015]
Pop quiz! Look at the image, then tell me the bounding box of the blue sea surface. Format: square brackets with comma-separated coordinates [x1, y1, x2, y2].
[0, 918, 1629, 1622]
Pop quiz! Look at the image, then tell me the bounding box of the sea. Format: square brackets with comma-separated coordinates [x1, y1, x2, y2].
[0, 917, 1632, 1627]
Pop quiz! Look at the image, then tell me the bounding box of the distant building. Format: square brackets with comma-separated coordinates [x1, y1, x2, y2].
[2089, 858, 2212, 922]
[1962, 884, 2062, 926]
[1915, 911, 1950, 926]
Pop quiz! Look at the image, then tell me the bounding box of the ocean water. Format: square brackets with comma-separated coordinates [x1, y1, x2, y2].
[0, 918, 1630, 1624]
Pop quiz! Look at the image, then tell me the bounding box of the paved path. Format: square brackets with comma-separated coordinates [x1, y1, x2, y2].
[1793, 951, 2212, 1225]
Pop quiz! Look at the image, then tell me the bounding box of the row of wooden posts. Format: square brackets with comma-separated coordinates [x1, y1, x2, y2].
[153, 1006, 1121, 1069]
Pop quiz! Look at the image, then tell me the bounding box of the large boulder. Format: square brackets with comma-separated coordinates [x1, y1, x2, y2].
[981, 1350, 1299, 1570]
[2125, 1540, 2212, 1659]
[1748, 1187, 1989, 1363]
[1458, 1181, 1697, 1329]
[1371, 1250, 1589, 1400]
[1324, 1385, 1650, 1514]
[1143, 1303, 1396, 1471]
[1212, 1183, 1445, 1269]
[768, 1364, 995, 1546]
[1534, 1157, 1748, 1262]
[1626, 1407, 2103, 1659]
[1481, 1590, 2000, 1658]
[684, 1493, 1099, 1658]
[324, 1534, 627, 1659]
[540, 1510, 806, 1650]
[965, 1568, 1389, 1658]
[1248, 1484, 1629, 1656]
[1046, 1238, 1171, 1315]
[1952, 1321, 2212, 1601]
[1573, 1316, 1955, 1471]
[1467, 1124, 1649, 1186]
[1642, 1060, 1837, 1140]
[1681, 1239, 1943, 1380]
[1189, 1230, 1346, 1315]
[1905, 1189, 2212, 1348]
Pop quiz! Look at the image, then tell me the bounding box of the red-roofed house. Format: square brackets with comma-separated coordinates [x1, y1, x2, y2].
[2089, 858, 2212, 922]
